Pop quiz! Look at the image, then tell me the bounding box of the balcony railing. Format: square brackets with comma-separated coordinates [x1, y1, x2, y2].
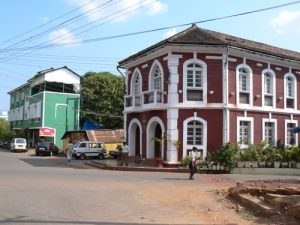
[124, 90, 163, 110]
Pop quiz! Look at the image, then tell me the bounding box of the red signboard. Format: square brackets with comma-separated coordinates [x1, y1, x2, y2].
[39, 128, 55, 137]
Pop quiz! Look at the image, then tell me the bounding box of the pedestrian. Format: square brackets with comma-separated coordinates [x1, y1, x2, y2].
[189, 146, 197, 180]
[119, 141, 129, 166]
[67, 140, 74, 162]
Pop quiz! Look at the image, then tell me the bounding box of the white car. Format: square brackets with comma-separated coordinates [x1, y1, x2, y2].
[10, 138, 27, 152]
[72, 141, 107, 160]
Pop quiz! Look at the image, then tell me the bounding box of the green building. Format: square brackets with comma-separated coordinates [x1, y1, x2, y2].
[8, 67, 80, 148]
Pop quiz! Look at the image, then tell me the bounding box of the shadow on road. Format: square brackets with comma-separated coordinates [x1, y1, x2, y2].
[0, 216, 238, 225]
[19, 158, 92, 169]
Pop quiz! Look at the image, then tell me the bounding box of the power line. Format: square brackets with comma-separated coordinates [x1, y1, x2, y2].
[0, 0, 148, 63]
[0, 0, 96, 47]
[2, 0, 300, 52]
[0, 0, 116, 52]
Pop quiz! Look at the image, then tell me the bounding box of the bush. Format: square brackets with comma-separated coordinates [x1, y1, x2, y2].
[213, 142, 239, 169]
[266, 148, 283, 162]
[290, 147, 300, 162]
[181, 155, 190, 168]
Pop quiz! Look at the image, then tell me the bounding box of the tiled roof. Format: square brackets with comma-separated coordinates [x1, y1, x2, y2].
[119, 24, 300, 64]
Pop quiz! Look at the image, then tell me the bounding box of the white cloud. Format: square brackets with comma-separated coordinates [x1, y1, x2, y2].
[143, 0, 167, 15]
[270, 10, 300, 35]
[48, 28, 82, 45]
[67, 0, 167, 22]
[39, 16, 49, 22]
[163, 28, 176, 39]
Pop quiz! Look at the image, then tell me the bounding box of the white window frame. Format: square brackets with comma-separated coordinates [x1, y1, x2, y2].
[285, 119, 298, 147]
[262, 118, 277, 147]
[149, 60, 163, 91]
[131, 68, 142, 107]
[261, 69, 276, 108]
[284, 73, 297, 110]
[236, 64, 253, 107]
[183, 59, 207, 104]
[237, 117, 254, 148]
[183, 116, 207, 159]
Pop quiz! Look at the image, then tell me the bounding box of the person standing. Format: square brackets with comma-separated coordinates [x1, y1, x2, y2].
[67, 141, 74, 162]
[189, 147, 197, 180]
[119, 141, 129, 166]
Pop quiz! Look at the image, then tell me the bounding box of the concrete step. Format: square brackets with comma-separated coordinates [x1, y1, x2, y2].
[237, 193, 276, 216]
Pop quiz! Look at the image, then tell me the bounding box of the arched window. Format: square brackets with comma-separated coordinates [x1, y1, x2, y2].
[152, 65, 162, 91]
[133, 74, 140, 95]
[186, 63, 203, 101]
[284, 74, 297, 109]
[262, 70, 275, 107]
[187, 120, 203, 146]
[238, 67, 250, 104]
[131, 70, 142, 107]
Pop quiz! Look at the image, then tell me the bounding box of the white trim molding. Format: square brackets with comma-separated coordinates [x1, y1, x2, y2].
[183, 116, 207, 159]
[236, 64, 253, 108]
[128, 118, 143, 157]
[182, 58, 207, 104]
[261, 68, 276, 109]
[262, 118, 277, 147]
[284, 72, 297, 111]
[285, 119, 298, 147]
[237, 116, 254, 149]
[148, 59, 164, 91]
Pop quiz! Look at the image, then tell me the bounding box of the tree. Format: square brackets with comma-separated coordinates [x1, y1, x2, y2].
[0, 118, 15, 141]
[81, 71, 124, 129]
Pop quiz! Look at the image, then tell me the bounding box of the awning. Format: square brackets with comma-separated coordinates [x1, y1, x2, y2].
[289, 126, 300, 133]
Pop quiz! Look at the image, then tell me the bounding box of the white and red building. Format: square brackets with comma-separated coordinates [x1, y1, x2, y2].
[118, 25, 300, 166]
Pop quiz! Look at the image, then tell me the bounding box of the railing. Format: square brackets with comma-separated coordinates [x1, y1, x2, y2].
[143, 90, 162, 104]
[124, 90, 163, 110]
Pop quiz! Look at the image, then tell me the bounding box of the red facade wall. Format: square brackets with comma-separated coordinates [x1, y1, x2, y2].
[178, 109, 223, 159]
[127, 55, 168, 103]
[176, 52, 223, 103]
[230, 110, 300, 147]
[126, 110, 167, 159]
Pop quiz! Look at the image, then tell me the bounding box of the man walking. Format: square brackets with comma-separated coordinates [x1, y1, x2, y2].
[67, 140, 74, 162]
[119, 141, 129, 166]
[189, 147, 197, 180]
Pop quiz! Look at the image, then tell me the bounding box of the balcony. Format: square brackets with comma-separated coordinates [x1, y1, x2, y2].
[124, 90, 163, 112]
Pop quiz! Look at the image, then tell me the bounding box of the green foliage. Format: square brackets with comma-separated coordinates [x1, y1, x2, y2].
[0, 119, 15, 141]
[290, 147, 300, 162]
[116, 144, 123, 151]
[266, 148, 283, 162]
[81, 72, 125, 129]
[181, 155, 190, 168]
[214, 142, 240, 168]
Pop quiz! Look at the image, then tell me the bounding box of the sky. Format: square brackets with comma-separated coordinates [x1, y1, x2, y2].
[1, 0, 300, 112]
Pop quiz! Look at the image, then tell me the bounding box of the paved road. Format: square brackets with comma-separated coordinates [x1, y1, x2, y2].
[0, 148, 299, 225]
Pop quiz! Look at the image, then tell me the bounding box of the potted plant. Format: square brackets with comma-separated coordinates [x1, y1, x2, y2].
[267, 148, 282, 168]
[290, 147, 300, 168]
[281, 149, 292, 168]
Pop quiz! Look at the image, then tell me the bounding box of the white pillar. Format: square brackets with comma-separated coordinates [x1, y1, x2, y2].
[166, 53, 181, 164]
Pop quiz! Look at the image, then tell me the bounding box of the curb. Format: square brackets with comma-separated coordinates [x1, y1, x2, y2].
[85, 161, 189, 173]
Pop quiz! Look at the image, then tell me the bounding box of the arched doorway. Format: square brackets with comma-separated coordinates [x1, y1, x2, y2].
[135, 126, 140, 156]
[128, 119, 142, 157]
[154, 124, 162, 158]
[146, 117, 165, 159]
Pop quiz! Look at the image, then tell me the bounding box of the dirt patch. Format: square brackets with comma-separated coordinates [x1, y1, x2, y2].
[228, 179, 300, 225]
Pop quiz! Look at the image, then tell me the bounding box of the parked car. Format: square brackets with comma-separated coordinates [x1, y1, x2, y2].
[72, 141, 107, 160]
[10, 138, 27, 152]
[35, 142, 59, 156]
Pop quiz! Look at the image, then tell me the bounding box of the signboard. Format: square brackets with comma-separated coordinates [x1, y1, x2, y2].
[39, 127, 55, 137]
